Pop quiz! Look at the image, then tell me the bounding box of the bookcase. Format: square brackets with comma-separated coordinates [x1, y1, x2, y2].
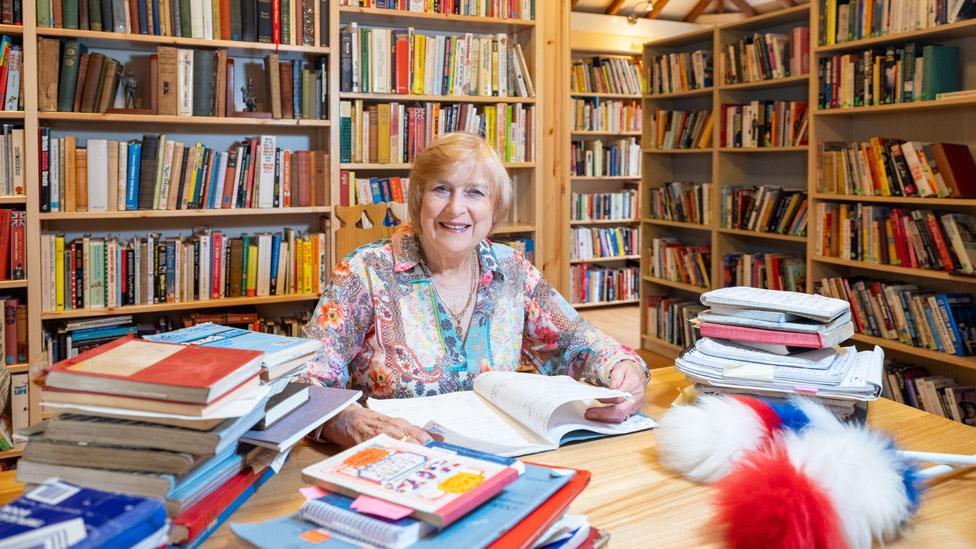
[0, 3, 544, 459]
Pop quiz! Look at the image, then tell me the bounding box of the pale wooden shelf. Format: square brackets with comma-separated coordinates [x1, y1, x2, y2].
[342, 162, 535, 170]
[338, 6, 535, 32]
[41, 294, 322, 320]
[570, 92, 642, 99]
[0, 24, 22, 35]
[642, 275, 709, 293]
[0, 111, 24, 119]
[851, 333, 976, 371]
[641, 218, 710, 230]
[0, 448, 23, 460]
[813, 255, 976, 284]
[570, 218, 639, 226]
[717, 3, 810, 30]
[815, 96, 976, 116]
[571, 255, 641, 264]
[642, 148, 712, 154]
[717, 228, 806, 242]
[645, 27, 714, 48]
[491, 224, 535, 235]
[35, 27, 330, 55]
[0, 195, 25, 204]
[815, 18, 976, 54]
[717, 146, 808, 153]
[641, 334, 683, 358]
[6, 363, 28, 374]
[642, 88, 713, 100]
[812, 193, 976, 206]
[339, 92, 535, 104]
[40, 207, 332, 220]
[571, 130, 641, 136]
[718, 73, 810, 91]
[0, 280, 27, 289]
[39, 112, 331, 126]
[570, 175, 640, 180]
[573, 299, 640, 309]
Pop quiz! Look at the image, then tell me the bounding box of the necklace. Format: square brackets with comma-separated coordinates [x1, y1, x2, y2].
[430, 255, 479, 335]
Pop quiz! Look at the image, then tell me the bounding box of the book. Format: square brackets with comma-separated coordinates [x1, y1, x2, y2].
[253, 382, 309, 430]
[696, 319, 854, 349]
[302, 434, 521, 528]
[240, 385, 360, 451]
[22, 439, 199, 475]
[144, 322, 322, 367]
[299, 492, 435, 549]
[44, 334, 262, 404]
[367, 371, 657, 457]
[700, 286, 850, 323]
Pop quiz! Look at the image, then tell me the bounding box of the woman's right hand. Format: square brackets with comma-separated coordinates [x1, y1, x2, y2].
[311, 404, 433, 449]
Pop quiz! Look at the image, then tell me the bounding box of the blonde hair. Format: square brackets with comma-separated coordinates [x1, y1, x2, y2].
[408, 133, 512, 232]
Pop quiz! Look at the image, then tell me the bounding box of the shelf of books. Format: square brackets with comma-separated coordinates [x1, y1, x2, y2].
[566, 49, 642, 309]
[335, 0, 542, 266]
[808, 0, 976, 399]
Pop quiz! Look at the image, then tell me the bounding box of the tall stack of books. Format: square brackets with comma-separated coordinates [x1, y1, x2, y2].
[676, 287, 885, 417]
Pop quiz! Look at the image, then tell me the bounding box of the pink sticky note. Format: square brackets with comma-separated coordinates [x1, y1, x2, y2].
[300, 486, 328, 500]
[351, 495, 413, 520]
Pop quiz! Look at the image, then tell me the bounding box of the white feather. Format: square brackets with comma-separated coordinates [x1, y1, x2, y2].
[656, 396, 767, 483]
[784, 427, 913, 549]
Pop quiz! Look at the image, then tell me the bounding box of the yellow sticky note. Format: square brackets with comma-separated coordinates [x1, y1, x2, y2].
[299, 530, 331, 544]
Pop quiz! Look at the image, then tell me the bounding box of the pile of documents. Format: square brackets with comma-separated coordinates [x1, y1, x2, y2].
[17, 325, 358, 548]
[676, 287, 885, 416]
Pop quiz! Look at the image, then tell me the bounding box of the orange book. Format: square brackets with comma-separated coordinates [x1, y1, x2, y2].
[488, 466, 591, 549]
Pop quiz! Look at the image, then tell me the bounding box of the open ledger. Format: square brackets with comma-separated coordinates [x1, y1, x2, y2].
[367, 372, 657, 457]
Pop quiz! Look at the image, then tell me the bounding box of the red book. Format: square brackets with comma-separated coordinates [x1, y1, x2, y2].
[220, 0, 232, 40]
[271, 0, 281, 44]
[925, 212, 957, 272]
[488, 466, 591, 549]
[338, 169, 349, 206]
[170, 466, 267, 544]
[296, 151, 311, 207]
[44, 335, 263, 404]
[696, 321, 853, 349]
[128, 0, 140, 33]
[0, 208, 10, 279]
[211, 231, 222, 299]
[281, 150, 291, 207]
[245, 138, 258, 208]
[394, 30, 409, 94]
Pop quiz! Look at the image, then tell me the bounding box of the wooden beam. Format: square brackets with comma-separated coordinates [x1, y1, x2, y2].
[777, 0, 797, 5]
[646, 0, 671, 18]
[727, 0, 757, 16]
[716, 0, 724, 14]
[683, 0, 712, 22]
[605, 0, 627, 15]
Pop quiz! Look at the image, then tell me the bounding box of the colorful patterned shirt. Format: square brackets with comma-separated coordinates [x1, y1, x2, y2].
[301, 227, 646, 399]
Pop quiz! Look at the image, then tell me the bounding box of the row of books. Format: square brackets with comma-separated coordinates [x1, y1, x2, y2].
[570, 56, 643, 96]
[818, 139, 976, 198]
[338, 0, 535, 19]
[721, 29, 810, 86]
[40, 228, 329, 312]
[646, 109, 714, 150]
[571, 98, 641, 133]
[648, 181, 711, 225]
[39, 133, 330, 212]
[645, 50, 712, 95]
[882, 363, 975, 426]
[816, 276, 976, 357]
[0, 124, 24, 196]
[570, 227, 638, 261]
[648, 238, 711, 288]
[721, 185, 808, 236]
[569, 263, 639, 305]
[815, 205, 976, 274]
[722, 252, 806, 293]
[569, 137, 640, 177]
[720, 100, 809, 148]
[569, 189, 638, 222]
[37, 0, 330, 46]
[817, 0, 976, 46]
[339, 100, 534, 163]
[817, 45, 959, 109]
[494, 237, 534, 264]
[0, 37, 21, 112]
[0, 209, 25, 281]
[340, 25, 535, 97]
[337, 171, 409, 224]
[644, 295, 702, 349]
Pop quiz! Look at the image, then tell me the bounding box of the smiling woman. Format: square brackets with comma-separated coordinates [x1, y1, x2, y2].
[300, 133, 650, 449]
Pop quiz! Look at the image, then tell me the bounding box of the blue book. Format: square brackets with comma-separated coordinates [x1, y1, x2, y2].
[370, 178, 383, 203]
[230, 463, 574, 549]
[293, 62, 301, 119]
[270, 234, 281, 294]
[69, 325, 139, 342]
[208, 152, 224, 209]
[137, 0, 148, 34]
[126, 143, 142, 210]
[151, 0, 161, 34]
[0, 479, 166, 549]
[145, 322, 322, 366]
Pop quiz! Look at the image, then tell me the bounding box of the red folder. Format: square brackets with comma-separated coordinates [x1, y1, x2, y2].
[488, 465, 592, 549]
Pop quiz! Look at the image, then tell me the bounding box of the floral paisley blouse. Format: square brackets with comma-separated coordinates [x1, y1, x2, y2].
[301, 226, 647, 399]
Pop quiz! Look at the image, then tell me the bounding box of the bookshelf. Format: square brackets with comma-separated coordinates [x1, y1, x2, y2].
[565, 47, 642, 308]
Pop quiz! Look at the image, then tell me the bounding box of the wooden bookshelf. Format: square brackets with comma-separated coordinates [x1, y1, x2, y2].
[570, 255, 641, 264]
[641, 218, 710, 231]
[570, 218, 638, 226]
[717, 146, 809, 153]
[35, 27, 331, 55]
[0, 111, 24, 119]
[0, 280, 28, 289]
[815, 96, 976, 116]
[642, 275, 709, 294]
[0, 449, 23, 460]
[38, 207, 333, 220]
[6, 363, 29, 374]
[0, 195, 26, 204]
[716, 228, 806, 243]
[814, 17, 976, 54]
[41, 294, 322, 321]
[337, 6, 536, 33]
[717, 73, 809, 91]
[571, 92, 641, 99]
[39, 112, 332, 126]
[812, 193, 976, 206]
[642, 88, 712, 100]
[573, 299, 639, 309]
[338, 92, 536, 104]
[642, 148, 712, 154]
[342, 162, 535, 170]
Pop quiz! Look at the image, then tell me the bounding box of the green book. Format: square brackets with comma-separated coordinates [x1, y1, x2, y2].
[62, 0, 80, 29]
[281, 0, 290, 44]
[360, 27, 369, 92]
[37, 0, 51, 27]
[920, 45, 960, 102]
[88, 0, 102, 31]
[57, 41, 83, 112]
[180, 0, 191, 37]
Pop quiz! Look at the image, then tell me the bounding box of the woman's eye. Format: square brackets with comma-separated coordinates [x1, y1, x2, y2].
[467, 188, 486, 197]
[431, 186, 450, 194]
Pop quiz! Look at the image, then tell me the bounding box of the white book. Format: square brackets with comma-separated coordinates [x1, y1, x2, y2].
[117, 141, 128, 210]
[257, 136, 276, 208]
[371, 28, 389, 94]
[199, 233, 211, 300]
[496, 34, 507, 97]
[10, 372, 29, 431]
[105, 239, 117, 308]
[49, 138, 60, 211]
[189, 0, 205, 37]
[177, 49, 194, 116]
[899, 141, 934, 196]
[86, 139, 109, 211]
[514, 43, 535, 96]
[349, 22, 360, 92]
[42, 234, 52, 311]
[145, 233, 155, 305]
[158, 139, 176, 209]
[202, 0, 214, 39]
[4, 49, 20, 111]
[257, 233, 272, 297]
[215, 152, 228, 209]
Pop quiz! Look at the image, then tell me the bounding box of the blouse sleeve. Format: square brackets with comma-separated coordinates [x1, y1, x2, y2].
[299, 256, 375, 388]
[519, 258, 648, 387]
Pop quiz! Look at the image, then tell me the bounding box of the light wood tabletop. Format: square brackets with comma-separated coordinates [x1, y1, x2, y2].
[204, 367, 976, 548]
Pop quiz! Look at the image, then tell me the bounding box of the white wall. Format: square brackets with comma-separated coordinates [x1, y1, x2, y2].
[570, 12, 703, 53]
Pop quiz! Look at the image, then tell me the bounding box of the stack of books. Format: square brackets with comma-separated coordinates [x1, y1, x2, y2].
[676, 287, 885, 417]
[721, 186, 807, 236]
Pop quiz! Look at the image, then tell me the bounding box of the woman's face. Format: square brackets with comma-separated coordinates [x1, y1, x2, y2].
[419, 161, 494, 259]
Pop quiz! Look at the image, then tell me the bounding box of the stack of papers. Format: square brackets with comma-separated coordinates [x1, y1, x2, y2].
[677, 287, 884, 413]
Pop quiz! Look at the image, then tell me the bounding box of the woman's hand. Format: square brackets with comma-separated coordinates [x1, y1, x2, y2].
[584, 360, 648, 423]
[310, 404, 433, 449]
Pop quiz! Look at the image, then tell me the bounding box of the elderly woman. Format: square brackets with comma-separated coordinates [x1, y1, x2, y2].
[304, 133, 649, 448]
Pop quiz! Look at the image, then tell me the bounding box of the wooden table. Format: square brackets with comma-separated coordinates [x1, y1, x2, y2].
[205, 368, 976, 548]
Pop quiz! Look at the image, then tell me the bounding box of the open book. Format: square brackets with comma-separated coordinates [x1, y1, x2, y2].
[367, 372, 657, 457]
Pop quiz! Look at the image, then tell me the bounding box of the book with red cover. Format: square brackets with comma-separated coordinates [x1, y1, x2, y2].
[44, 334, 262, 404]
[696, 321, 854, 349]
[488, 465, 591, 549]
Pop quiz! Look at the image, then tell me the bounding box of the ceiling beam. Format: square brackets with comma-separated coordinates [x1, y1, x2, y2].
[727, 0, 758, 16]
[716, 0, 724, 14]
[646, 0, 671, 18]
[605, 0, 626, 15]
[683, 0, 712, 22]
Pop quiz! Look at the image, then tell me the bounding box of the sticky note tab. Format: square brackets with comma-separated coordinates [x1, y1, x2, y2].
[723, 362, 775, 382]
[299, 529, 331, 543]
[351, 495, 413, 520]
[300, 486, 328, 500]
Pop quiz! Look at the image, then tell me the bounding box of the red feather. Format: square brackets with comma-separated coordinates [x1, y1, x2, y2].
[714, 445, 848, 549]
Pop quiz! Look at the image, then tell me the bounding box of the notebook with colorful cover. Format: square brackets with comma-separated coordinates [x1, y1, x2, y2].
[44, 335, 263, 404]
[301, 434, 521, 528]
